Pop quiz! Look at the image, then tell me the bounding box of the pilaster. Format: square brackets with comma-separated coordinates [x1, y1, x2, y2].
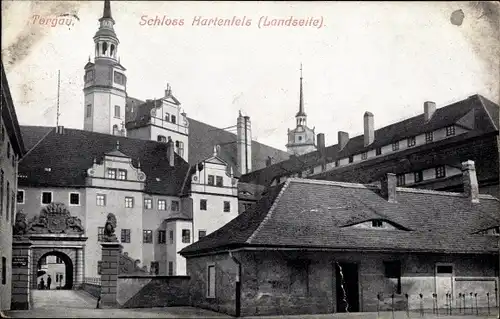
[99, 242, 122, 308]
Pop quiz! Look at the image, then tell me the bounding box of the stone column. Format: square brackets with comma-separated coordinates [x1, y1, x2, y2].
[75, 248, 84, 289]
[100, 243, 122, 308]
[11, 240, 32, 310]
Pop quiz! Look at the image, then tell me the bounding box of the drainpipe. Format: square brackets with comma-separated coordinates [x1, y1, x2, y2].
[229, 250, 242, 317]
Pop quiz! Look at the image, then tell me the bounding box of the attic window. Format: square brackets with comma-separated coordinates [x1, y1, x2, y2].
[44, 168, 52, 172]
[372, 220, 383, 228]
[446, 125, 455, 136]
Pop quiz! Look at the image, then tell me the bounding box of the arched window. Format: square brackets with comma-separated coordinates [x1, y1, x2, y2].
[113, 125, 119, 136]
[95, 43, 99, 56]
[102, 42, 108, 55]
[110, 44, 115, 57]
[157, 135, 166, 142]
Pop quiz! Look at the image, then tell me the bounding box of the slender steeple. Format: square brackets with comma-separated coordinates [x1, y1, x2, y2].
[295, 63, 307, 126]
[102, 0, 112, 20]
[94, 0, 119, 62]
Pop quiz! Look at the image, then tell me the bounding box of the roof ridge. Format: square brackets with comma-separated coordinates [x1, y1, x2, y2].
[246, 179, 291, 244]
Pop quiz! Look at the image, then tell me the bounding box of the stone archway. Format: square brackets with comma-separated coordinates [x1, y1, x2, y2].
[11, 203, 87, 310]
[33, 249, 75, 290]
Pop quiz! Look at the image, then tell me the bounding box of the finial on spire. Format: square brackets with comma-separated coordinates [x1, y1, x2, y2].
[103, 0, 112, 19]
[88, 55, 91, 62]
[300, 62, 303, 80]
[296, 63, 306, 118]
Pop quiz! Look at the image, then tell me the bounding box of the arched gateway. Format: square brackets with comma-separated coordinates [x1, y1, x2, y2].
[11, 203, 87, 310]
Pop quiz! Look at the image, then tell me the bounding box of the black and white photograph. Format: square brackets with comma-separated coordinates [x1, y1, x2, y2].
[1, 1, 499, 318]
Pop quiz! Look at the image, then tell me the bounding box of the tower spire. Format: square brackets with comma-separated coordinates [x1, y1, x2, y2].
[102, 0, 112, 20]
[296, 63, 306, 119]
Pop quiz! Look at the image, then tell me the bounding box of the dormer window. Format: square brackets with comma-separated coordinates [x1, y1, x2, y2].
[407, 137, 416, 147]
[392, 141, 399, 151]
[425, 132, 433, 143]
[361, 152, 368, 160]
[118, 169, 127, 180]
[171, 115, 176, 124]
[348, 156, 353, 163]
[446, 125, 455, 136]
[165, 113, 170, 122]
[107, 168, 117, 179]
[216, 176, 223, 187]
[435, 166, 446, 178]
[372, 220, 383, 228]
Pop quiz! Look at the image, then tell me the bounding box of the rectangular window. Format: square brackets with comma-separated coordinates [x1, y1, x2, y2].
[41, 191, 52, 205]
[392, 141, 399, 151]
[384, 261, 402, 294]
[198, 230, 207, 238]
[0, 170, 3, 218]
[121, 229, 131, 243]
[171, 115, 176, 124]
[200, 199, 207, 211]
[216, 176, 223, 187]
[158, 199, 166, 210]
[98, 227, 105, 242]
[6, 183, 10, 221]
[169, 230, 174, 244]
[158, 230, 166, 244]
[446, 125, 455, 136]
[348, 156, 353, 163]
[177, 141, 184, 158]
[118, 169, 127, 180]
[165, 113, 170, 122]
[86, 104, 92, 118]
[157, 135, 166, 142]
[17, 190, 25, 204]
[125, 197, 134, 208]
[223, 201, 230, 212]
[107, 168, 117, 179]
[396, 174, 405, 186]
[407, 137, 416, 147]
[436, 265, 453, 274]
[182, 229, 191, 243]
[361, 152, 368, 160]
[96, 194, 106, 206]
[425, 132, 433, 143]
[114, 105, 120, 118]
[144, 198, 152, 209]
[114, 71, 126, 86]
[2, 257, 6, 285]
[207, 264, 215, 298]
[143, 230, 153, 244]
[168, 261, 174, 276]
[376, 148, 382, 156]
[335, 160, 340, 167]
[436, 166, 446, 178]
[56, 257, 63, 264]
[69, 192, 80, 206]
[414, 171, 423, 183]
[288, 260, 310, 296]
[207, 175, 215, 186]
[171, 200, 179, 211]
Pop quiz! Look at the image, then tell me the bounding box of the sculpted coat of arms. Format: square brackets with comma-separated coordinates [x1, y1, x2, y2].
[14, 203, 84, 236]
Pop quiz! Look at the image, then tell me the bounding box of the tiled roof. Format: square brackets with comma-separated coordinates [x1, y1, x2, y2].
[124, 96, 290, 176]
[180, 178, 500, 255]
[240, 94, 499, 186]
[18, 126, 190, 196]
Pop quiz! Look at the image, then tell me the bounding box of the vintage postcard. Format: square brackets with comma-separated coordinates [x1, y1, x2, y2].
[1, 1, 499, 318]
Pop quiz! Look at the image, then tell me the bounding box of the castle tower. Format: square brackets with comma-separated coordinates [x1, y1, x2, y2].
[286, 64, 316, 155]
[83, 0, 127, 136]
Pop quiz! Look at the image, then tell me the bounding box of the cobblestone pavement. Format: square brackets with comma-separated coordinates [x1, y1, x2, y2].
[3, 290, 497, 318]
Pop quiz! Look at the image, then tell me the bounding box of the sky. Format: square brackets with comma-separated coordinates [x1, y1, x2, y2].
[2, 1, 499, 151]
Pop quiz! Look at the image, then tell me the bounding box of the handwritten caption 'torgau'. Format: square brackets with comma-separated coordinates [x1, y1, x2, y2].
[139, 15, 324, 29]
[31, 15, 77, 27]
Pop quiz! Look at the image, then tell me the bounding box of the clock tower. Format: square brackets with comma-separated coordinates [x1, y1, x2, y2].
[83, 0, 127, 136]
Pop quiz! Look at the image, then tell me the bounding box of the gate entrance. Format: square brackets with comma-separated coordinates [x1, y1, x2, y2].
[11, 203, 87, 310]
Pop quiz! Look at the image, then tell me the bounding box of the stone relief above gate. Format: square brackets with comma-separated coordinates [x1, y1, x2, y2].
[13, 203, 85, 236]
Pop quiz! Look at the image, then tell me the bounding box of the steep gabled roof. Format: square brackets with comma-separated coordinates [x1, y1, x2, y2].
[180, 178, 500, 255]
[124, 96, 290, 176]
[19, 126, 190, 196]
[240, 94, 500, 186]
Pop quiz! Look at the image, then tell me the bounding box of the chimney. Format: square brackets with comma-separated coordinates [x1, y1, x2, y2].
[424, 101, 436, 121]
[338, 131, 349, 150]
[166, 137, 175, 167]
[363, 112, 374, 146]
[380, 173, 397, 203]
[237, 112, 252, 174]
[56, 126, 65, 135]
[266, 156, 273, 167]
[317, 133, 325, 152]
[462, 160, 479, 203]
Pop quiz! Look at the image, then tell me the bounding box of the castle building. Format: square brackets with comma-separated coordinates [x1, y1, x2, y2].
[8, 0, 288, 298]
[242, 95, 499, 198]
[286, 66, 317, 156]
[0, 61, 26, 311]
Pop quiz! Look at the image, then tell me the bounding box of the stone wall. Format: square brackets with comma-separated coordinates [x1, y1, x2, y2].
[185, 250, 498, 316]
[116, 275, 190, 308]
